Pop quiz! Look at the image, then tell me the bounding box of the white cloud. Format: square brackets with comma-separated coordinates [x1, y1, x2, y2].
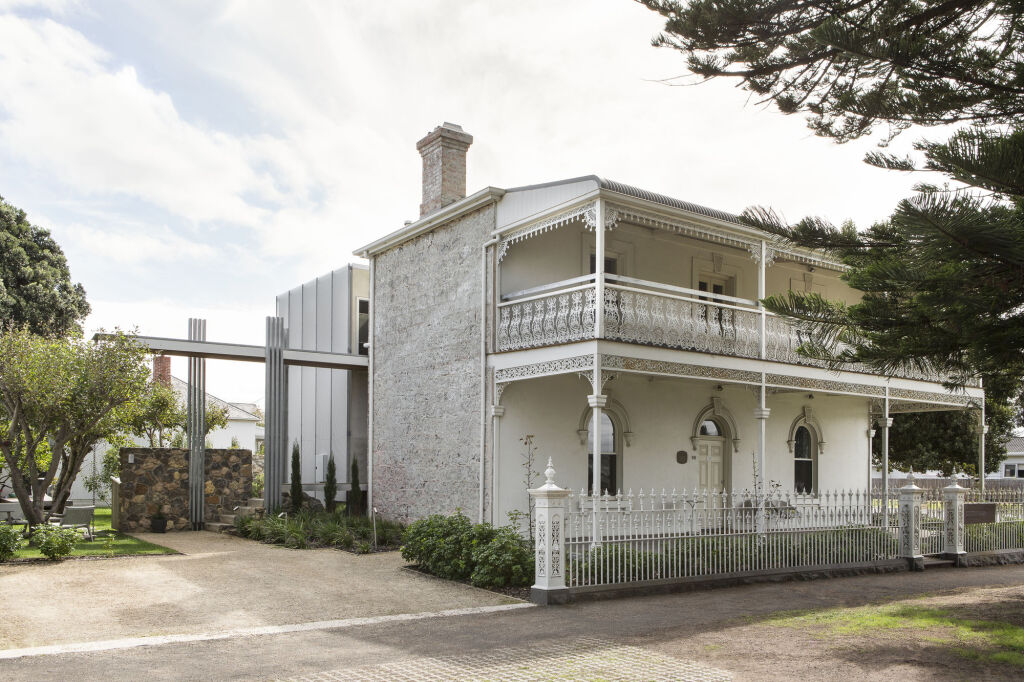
[0, 16, 275, 227]
[63, 222, 216, 266]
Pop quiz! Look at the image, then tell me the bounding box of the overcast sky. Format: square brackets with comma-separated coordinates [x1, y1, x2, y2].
[0, 0, 944, 403]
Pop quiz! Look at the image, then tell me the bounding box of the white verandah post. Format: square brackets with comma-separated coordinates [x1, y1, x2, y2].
[754, 379, 769, 536]
[978, 403, 987, 493]
[882, 389, 892, 531]
[589, 381, 607, 547]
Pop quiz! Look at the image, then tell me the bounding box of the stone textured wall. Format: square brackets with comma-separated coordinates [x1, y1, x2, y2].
[118, 448, 252, 532]
[372, 204, 494, 522]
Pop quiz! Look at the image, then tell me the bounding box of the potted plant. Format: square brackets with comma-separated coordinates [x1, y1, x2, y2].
[150, 511, 168, 533]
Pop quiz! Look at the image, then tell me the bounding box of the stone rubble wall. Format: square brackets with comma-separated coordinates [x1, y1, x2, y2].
[371, 204, 494, 523]
[117, 447, 252, 532]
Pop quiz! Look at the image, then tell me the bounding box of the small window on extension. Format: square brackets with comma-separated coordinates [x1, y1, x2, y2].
[357, 299, 369, 356]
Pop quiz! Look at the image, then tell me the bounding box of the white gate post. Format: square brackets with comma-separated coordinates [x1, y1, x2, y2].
[943, 480, 967, 564]
[899, 476, 924, 569]
[529, 458, 570, 605]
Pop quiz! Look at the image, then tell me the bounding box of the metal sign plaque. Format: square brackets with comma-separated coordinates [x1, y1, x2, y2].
[964, 502, 997, 524]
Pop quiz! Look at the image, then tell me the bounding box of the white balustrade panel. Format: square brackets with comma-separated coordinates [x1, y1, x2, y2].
[603, 287, 761, 359]
[497, 288, 596, 351]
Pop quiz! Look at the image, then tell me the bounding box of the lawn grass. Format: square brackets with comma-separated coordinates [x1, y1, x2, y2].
[11, 507, 177, 561]
[766, 602, 1024, 669]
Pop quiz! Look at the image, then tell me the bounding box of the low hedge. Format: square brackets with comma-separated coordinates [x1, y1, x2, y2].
[235, 508, 404, 553]
[401, 510, 533, 588]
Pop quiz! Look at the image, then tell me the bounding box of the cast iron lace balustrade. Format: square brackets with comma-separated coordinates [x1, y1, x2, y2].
[496, 276, 968, 385]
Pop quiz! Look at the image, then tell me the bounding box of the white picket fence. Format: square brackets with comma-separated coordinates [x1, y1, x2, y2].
[964, 488, 1024, 553]
[528, 462, 1024, 599]
[563, 488, 897, 588]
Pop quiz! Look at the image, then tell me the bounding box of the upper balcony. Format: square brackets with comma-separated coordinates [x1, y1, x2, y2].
[492, 187, 965, 386]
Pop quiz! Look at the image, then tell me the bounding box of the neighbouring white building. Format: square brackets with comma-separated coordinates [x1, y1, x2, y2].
[991, 435, 1024, 480]
[355, 123, 986, 524]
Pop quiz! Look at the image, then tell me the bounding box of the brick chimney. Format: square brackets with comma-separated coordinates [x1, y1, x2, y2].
[416, 122, 473, 217]
[152, 355, 171, 386]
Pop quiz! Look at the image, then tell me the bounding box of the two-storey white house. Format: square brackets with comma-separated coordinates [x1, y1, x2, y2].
[356, 123, 985, 525]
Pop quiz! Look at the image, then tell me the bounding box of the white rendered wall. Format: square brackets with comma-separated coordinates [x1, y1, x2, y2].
[499, 220, 859, 303]
[494, 372, 871, 522]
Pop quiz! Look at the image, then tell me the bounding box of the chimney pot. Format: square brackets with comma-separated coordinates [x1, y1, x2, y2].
[416, 122, 473, 217]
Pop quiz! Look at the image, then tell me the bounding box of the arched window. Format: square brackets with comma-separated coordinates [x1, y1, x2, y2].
[587, 412, 618, 494]
[699, 419, 722, 437]
[794, 426, 815, 493]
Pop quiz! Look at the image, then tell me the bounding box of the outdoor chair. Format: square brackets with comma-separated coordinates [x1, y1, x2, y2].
[0, 502, 28, 533]
[48, 505, 95, 540]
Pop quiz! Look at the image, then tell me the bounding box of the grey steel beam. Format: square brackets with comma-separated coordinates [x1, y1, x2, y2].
[92, 334, 367, 370]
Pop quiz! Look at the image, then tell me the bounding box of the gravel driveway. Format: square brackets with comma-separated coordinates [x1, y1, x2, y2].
[0, 531, 519, 650]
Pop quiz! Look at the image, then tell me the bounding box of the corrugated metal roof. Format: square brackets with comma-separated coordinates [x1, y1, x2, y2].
[598, 178, 743, 226]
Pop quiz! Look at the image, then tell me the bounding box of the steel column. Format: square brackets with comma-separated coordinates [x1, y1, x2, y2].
[264, 316, 287, 511]
[187, 318, 206, 530]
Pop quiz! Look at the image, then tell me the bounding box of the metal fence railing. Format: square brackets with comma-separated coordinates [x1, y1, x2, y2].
[563, 488, 898, 588]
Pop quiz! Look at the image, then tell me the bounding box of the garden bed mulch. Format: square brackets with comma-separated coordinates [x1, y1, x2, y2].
[403, 564, 531, 602]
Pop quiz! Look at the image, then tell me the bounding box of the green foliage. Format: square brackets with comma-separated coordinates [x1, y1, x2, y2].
[0, 523, 23, 561]
[234, 507, 403, 553]
[324, 453, 338, 513]
[31, 525, 79, 561]
[0, 196, 90, 337]
[126, 380, 185, 447]
[638, 0, 1024, 143]
[348, 457, 363, 517]
[230, 436, 240, 449]
[0, 328, 149, 524]
[401, 510, 534, 587]
[966, 521, 1024, 550]
[290, 442, 302, 514]
[469, 525, 533, 588]
[252, 471, 265, 498]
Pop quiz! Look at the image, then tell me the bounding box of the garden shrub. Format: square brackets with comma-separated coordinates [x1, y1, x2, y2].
[0, 524, 23, 561]
[32, 525, 79, 561]
[233, 507, 402, 553]
[402, 510, 534, 587]
[470, 525, 533, 588]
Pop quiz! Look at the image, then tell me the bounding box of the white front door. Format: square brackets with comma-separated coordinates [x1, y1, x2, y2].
[696, 438, 726, 491]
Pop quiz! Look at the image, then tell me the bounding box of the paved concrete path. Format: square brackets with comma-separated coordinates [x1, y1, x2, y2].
[3, 559, 1024, 680]
[0, 531, 517, 650]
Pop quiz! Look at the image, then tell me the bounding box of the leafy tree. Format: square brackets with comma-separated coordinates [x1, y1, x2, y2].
[0, 328, 149, 524]
[125, 378, 228, 449]
[126, 380, 186, 447]
[324, 453, 338, 513]
[637, 0, 1024, 143]
[290, 442, 302, 513]
[638, 0, 1024, 473]
[0, 197, 90, 337]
